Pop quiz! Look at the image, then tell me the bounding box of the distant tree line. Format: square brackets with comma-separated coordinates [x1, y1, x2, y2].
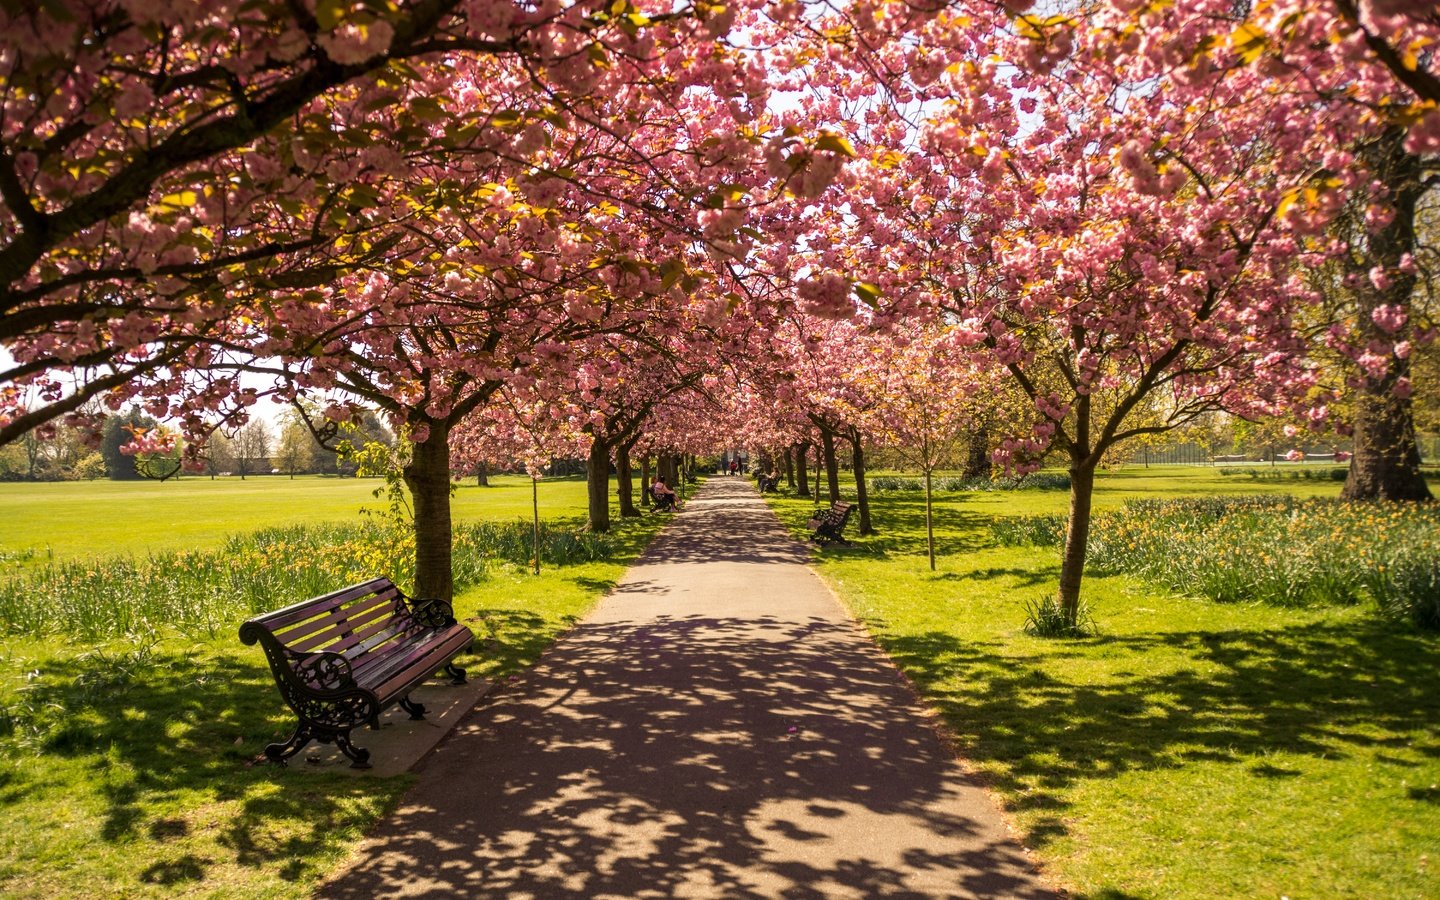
[0, 404, 394, 482]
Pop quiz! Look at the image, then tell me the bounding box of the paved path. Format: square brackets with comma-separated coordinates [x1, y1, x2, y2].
[321, 478, 1054, 899]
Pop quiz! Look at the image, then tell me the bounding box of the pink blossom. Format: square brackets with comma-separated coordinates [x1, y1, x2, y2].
[1370, 304, 1407, 333]
[317, 20, 395, 65]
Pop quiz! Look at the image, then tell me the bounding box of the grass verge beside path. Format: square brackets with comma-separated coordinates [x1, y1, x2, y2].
[0, 479, 666, 898]
[767, 466, 1440, 899]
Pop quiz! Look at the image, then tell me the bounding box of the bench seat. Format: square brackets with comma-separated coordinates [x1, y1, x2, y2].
[807, 500, 854, 546]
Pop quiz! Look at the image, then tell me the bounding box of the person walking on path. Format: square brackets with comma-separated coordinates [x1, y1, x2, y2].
[322, 477, 1054, 899]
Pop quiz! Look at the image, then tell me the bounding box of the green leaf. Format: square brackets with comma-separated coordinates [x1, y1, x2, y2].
[411, 97, 447, 121]
[316, 0, 346, 30]
[1229, 22, 1268, 64]
[490, 109, 524, 129]
[159, 190, 197, 209]
[854, 282, 882, 307]
[814, 133, 857, 158]
[660, 258, 685, 291]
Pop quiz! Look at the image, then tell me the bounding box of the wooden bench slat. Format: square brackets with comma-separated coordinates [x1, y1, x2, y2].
[345, 625, 433, 675]
[282, 595, 404, 653]
[369, 628, 475, 698]
[248, 577, 394, 631]
[343, 629, 464, 696]
[353, 632, 453, 689]
[270, 587, 401, 646]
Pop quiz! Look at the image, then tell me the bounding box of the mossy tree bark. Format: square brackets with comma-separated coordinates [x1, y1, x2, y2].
[963, 425, 992, 480]
[1057, 459, 1097, 618]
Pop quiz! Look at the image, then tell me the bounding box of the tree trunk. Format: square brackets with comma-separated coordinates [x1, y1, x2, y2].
[924, 467, 936, 571]
[404, 421, 454, 602]
[963, 425, 992, 480]
[476, 462, 488, 487]
[850, 427, 874, 535]
[1342, 128, 1432, 502]
[783, 445, 795, 487]
[1344, 385, 1431, 500]
[820, 429, 840, 503]
[616, 443, 639, 517]
[586, 436, 611, 533]
[640, 455, 652, 508]
[1057, 460, 1098, 625]
[796, 442, 811, 498]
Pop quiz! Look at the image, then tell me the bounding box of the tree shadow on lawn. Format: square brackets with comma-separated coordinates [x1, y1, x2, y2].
[9, 644, 417, 888]
[770, 493, 994, 560]
[927, 566, 1060, 589]
[872, 619, 1440, 852]
[465, 608, 581, 677]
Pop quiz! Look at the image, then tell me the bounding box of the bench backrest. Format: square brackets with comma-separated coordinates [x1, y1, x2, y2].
[239, 577, 416, 663]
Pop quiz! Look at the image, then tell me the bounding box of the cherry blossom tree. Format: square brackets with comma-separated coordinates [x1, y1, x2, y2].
[785, 0, 1359, 623]
[863, 326, 988, 570]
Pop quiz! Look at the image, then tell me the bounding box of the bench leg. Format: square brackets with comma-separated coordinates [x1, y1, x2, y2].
[333, 730, 372, 769]
[398, 695, 427, 720]
[444, 662, 467, 685]
[264, 722, 316, 766]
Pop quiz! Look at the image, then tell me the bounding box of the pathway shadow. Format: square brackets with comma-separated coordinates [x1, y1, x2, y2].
[322, 609, 1053, 897]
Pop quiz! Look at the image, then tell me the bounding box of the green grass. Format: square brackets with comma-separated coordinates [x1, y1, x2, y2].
[0, 476, 667, 898]
[767, 466, 1440, 899]
[0, 473, 592, 563]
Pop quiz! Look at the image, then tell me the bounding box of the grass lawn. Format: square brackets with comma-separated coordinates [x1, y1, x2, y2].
[0, 473, 596, 563]
[0, 475, 667, 898]
[768, 465, 1440, 899]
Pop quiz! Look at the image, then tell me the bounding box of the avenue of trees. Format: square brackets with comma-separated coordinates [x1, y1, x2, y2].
[1, 0, 1437, 622]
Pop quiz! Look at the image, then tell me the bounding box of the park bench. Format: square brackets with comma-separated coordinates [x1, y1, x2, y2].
[651, 484, 677, 511]
[757, 473, 780, 493]
[807, 500, 854, 546]
[239, 576, 474, 769]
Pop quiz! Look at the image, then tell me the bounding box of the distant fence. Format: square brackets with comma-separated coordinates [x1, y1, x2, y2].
[1136, 447, 1352, 467]
[1133, 444, 1213, 466]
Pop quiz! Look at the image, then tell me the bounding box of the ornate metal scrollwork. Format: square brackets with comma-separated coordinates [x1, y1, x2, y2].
[291, 650, 354, 692]
[410, 598, 456, 629]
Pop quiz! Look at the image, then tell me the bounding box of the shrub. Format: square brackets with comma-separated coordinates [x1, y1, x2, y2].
[1022, 595, 1097, 637]
[0, 519, 613, 641]
[992, 515, 1067, 546]
[1369, 556, 1440, 630]
[994, 496, 1440, 625]
[871, 475, 922, 492]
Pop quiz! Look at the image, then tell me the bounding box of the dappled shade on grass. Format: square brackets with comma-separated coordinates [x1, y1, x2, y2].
[0, 478, 666, 897]
[762, 467, 1440, 897]
[0, 644, 409, 895]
